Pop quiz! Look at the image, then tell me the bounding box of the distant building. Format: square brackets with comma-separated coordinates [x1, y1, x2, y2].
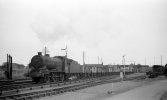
[104, 65, 121, 72]
[105, 64, 135, 72]
[117, 65, 133, 72]
[133, 64, 150, 73]
[0, 62, 28, 80]
[12, 63, 28, 79]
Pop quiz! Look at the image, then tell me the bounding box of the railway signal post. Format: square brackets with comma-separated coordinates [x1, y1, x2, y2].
[6, 54, 12, 80]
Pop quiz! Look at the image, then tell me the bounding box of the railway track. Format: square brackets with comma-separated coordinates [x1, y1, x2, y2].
[0, 80, 34, 91]
[0, 75, 118, 95]
[0, 80, 32, 86]
[0, 74, 146, 100]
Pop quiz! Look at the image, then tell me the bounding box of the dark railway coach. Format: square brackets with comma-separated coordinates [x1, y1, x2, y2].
[29, 52, 82, 83]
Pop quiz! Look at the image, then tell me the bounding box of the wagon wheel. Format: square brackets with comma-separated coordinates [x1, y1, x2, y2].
[44, 74, 50, 83]
[51, 73, 56, 82]
[60, 74, 64, 82]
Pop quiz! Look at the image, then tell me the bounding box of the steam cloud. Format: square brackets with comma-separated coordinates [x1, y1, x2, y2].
[31, 0, 121, 47]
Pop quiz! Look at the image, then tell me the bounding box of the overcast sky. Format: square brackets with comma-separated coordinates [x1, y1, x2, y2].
[0, 0, 167, 66]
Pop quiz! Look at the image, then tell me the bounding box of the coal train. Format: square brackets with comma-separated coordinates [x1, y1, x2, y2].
[28, 52, 114, 83]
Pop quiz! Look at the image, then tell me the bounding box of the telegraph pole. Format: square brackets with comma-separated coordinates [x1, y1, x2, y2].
[43, 46, 49, 56]
[61, 45, 67, 58]
[83, 51, 85, 73]
[45, 46, 46, 56]
[61, 45, 68, 73]
[65, 45, 67, 58]
[123, 55, 126, 76]
[101, 58, 103, 65]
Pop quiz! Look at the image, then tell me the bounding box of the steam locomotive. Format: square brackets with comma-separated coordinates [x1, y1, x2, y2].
[29, 52, 84, 83]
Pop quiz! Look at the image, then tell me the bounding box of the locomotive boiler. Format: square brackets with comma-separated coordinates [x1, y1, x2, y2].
[29, 52, 82, 83]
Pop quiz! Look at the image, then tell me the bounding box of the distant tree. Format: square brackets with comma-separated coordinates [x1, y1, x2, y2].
[1, 62, 7, 71]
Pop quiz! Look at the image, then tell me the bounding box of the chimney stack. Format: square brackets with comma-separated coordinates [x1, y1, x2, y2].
[38, 52, 42, 56]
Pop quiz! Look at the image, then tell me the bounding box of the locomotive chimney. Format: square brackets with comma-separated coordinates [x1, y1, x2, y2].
[38, 52, 42, 56]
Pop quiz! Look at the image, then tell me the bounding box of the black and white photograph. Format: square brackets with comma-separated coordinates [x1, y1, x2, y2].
[0, 0, 167, 100]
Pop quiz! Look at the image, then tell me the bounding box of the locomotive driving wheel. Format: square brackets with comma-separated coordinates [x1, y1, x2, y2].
[59, 73, 64, 81]
[44, 74, 50, 83]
